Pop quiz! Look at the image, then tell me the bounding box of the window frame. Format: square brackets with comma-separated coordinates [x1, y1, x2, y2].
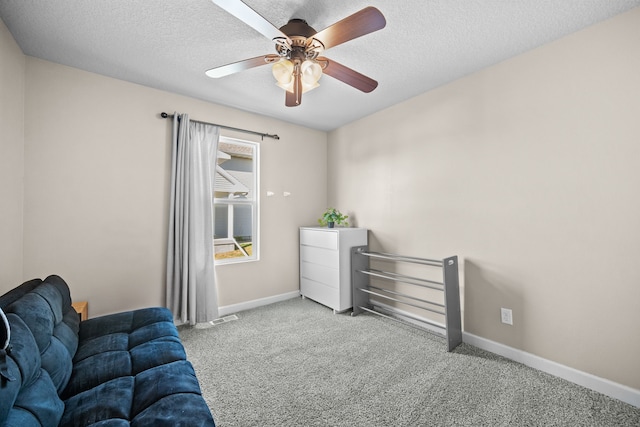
[213, 136, 260, 265]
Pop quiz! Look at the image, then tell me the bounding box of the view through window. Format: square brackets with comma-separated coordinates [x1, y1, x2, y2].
[214, 136, 259, 263]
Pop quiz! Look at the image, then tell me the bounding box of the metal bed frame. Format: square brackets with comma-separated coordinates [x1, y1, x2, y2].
[351, 246, 462, 351]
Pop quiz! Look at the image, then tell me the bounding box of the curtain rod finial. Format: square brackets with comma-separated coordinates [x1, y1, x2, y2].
[160, 112, 169, 118]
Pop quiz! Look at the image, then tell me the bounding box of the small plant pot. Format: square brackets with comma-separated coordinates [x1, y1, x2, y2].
[327, 222, 335, 228]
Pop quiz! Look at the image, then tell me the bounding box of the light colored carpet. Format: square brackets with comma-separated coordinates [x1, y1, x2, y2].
[179, 297, 640, 426]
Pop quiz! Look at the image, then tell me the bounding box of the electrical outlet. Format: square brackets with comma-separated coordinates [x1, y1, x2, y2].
[500, 308, 513, 325]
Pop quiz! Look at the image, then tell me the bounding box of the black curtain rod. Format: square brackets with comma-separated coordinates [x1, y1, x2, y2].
[160, 112, 279, 140]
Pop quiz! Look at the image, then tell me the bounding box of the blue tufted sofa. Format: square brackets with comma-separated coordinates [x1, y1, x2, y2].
[0, 275, 215, 427]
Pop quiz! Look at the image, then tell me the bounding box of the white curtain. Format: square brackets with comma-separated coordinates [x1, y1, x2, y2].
[166, 113, 220, 325]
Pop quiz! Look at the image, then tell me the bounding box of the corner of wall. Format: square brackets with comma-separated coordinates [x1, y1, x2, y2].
[0, 17, 26, 291]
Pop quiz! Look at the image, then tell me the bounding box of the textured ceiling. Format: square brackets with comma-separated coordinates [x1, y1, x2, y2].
[2, 1, 639, 131]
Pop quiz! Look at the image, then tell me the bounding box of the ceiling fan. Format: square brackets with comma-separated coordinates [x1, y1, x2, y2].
[205, 0, 386, 107]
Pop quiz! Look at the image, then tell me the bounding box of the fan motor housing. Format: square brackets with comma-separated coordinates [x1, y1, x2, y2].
[279, 19, 316, 38]
[275, 19, 324, 58]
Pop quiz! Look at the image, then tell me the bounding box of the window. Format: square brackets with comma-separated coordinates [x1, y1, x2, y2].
[214, 136, 259, 263]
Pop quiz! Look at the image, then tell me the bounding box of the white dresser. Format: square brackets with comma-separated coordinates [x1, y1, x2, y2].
[299, 227, 368, 313]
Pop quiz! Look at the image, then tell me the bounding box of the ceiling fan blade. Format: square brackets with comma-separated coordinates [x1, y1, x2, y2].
[312, 7, 386, 50]
[285, 69, 303, 107]
[205, 54, 279, 78]
[211, 0, 290, 43]
[319, 57, 378, 93]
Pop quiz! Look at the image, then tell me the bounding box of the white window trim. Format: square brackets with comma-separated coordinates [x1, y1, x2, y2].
[214, 136, 260, 265]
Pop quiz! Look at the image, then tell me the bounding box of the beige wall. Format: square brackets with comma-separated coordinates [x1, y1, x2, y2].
[0, 18, 25, 287]
[328, 8, 640, 389]
[4, 5, 639, 392]
[21, 57, 326, 317]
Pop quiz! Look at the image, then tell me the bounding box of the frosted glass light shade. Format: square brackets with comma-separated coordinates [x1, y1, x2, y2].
[301, 60, 322, 86]
[272, 59, 294, 85]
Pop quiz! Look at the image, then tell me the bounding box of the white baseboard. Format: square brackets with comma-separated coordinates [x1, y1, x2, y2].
[462, 332, 640, 408]
[218, 291, 300, 317]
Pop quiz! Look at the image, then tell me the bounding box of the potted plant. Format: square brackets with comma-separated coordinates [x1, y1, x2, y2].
[318, 208, 349, 228]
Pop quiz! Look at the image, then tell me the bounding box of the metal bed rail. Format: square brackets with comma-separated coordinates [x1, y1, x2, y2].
[351, 246, 462, 351]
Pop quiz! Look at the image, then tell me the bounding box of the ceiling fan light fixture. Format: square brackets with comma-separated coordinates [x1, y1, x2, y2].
[301, 60, 322, 86]
[273, 58, 321, 94]
[272, 59, 294, 85]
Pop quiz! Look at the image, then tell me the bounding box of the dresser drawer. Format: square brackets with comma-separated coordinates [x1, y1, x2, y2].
[300, 261, 339, 289]
[300, 278, 339, 309]
[300, 229, 338, 250]
[300, 245, 339, 268]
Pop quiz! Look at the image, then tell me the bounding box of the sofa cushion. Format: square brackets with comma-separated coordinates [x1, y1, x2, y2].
[131, 393, 217, 427]
[0, 309, 20, 422]
[132, 360, 203, 416]
[130, 336, 186, 374]
[4, 280, 78, 394]
[61, 306, 214, 425]
[60, 376, 135, 426]
[6, 368, 64, 426]
[1, 313, 64, 427]
[74, 333, 129, 363]
[0, 279, 42, 308]
[64, 351, 133, 398]
[0, 354, 20, 423]
[64, 308, 186, 398]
